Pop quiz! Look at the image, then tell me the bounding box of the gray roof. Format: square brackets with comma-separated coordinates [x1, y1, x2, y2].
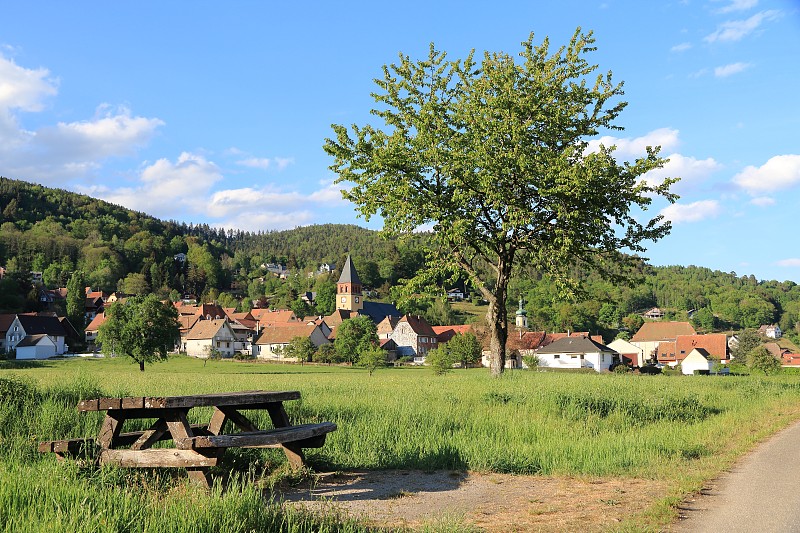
[16, 334, 53, 347]
[337, 255, 361, 285]
[535, 336, 615, 355]
[360, 301, 400, 325]
[17, 315, 66, 337]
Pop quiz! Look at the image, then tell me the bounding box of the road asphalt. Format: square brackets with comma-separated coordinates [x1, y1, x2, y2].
[673, 420, 800, 532]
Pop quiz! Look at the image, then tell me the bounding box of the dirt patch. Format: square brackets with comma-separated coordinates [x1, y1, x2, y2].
[275, 470, 668, 531]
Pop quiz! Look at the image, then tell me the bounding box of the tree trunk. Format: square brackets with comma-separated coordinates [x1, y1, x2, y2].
[487, 287, 509, 377]
[139, 360, 145, 372]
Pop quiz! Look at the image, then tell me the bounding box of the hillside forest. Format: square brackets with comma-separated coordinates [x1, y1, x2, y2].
[1, 177, 799, 345]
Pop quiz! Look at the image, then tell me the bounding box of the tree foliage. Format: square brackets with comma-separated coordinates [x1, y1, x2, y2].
[358, 345, 387, 376]
[746, 346, 781, 375]
[333, 315, 378, 364]
[447, 332, 482, 368]
[426, 347, 455, 375]
[282, 336, 316, 363]
[66, 270, 86, 332]
[97, 294, 179, 371]
[732, 329, 762, 361]
[325, 29, 676, 375]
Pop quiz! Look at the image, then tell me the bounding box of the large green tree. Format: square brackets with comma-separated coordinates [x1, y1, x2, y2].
[325, 29, 676, 375]
[97, 294, 179, 372]
[66, 270, 86, 332]
[334, 315, 378, 364]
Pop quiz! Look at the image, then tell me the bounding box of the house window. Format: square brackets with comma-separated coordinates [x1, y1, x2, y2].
[226, 342, 230, 348]
[355, 297, 359, 303]
[554, 354, 560, 359]
[421, 338, 427, 343]
[579, 354, 584, 360]
[217, 341, 220, 348]
[601, 354, 605, 362]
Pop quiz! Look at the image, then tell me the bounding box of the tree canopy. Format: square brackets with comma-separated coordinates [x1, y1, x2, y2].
[97, 294, 179, 371]
[325, 29, 676, 375]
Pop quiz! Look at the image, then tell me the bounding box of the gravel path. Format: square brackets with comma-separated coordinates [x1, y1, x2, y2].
[673, 420, 800, 532]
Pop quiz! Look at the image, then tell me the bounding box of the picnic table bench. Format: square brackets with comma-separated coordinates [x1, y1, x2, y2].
[38, 390, 336, 487]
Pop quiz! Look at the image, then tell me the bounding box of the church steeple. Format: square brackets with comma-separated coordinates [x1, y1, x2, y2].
[515, 296, 528, 329]
[336, 255, 363, 312]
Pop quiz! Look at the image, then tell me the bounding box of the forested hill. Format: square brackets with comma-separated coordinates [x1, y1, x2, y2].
[1, 176, 798, 341]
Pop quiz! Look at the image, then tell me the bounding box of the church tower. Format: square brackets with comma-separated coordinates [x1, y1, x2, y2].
[515, 296, 528, 329]
[336, 255, 363, 312]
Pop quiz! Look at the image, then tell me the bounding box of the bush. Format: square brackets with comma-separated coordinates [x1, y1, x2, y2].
[426, 347, 455, 375]
[522, 354, 539, 370]
[613, 364, 629, 374]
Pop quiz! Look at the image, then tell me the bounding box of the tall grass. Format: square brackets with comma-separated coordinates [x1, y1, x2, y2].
[3, 356, 800, 531]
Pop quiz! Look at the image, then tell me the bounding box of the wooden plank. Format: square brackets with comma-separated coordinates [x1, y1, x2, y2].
[99, 449, 219, 468]
[38, 438, 96, 455]
[112, 424, 210, 447]
[217, 406, 258, 432]
[97, 412, 124, 448]
[175, 422, 337, 449]
[77, 391, 300, 411]
[265, 402, 291, 428]
[207, 408, 228, 435]
[131, 419, 168, 450]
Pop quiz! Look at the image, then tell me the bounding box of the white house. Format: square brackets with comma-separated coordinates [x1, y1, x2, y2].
[534, 336, 618, 373]
[253, 323, 329, 361]
[759, 324, 782, 339]
[5, 315, 67, 357]
[15, 334, 58, 359]
[607, 338, 645, 367]
[680, 348, 713, 375]
[184, 319, 237, 358]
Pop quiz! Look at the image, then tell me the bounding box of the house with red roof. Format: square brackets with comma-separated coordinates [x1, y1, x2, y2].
[184, 319, 237, 358]
[631, 322, 697, 364]
[252, 323, 329, 361]
[390, 315, 438, 363]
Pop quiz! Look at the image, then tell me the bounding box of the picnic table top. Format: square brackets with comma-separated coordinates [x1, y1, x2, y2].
[77, 390, 301, 412]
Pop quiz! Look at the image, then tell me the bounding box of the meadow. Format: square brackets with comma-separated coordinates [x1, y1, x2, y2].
[3, 356, 800, 532]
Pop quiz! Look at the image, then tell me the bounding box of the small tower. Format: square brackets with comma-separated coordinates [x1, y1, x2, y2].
[336, 255, 363, 312]
[515, 296, 528, 329]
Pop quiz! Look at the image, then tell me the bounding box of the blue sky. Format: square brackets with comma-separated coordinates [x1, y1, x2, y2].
[1, 1, 799, 282]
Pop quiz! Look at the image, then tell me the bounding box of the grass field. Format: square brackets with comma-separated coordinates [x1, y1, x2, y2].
[3, 356, 800, 531]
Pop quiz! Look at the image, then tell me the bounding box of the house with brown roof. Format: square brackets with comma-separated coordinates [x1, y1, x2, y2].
[85, 312, 107, 349]
[631, 322, 697, 363]
[389, 315, 438, 363]
[184, 319, 237, 358]
[759, 324, 782, 339]
[252, 323, 329, 361]
[432, 325, 474, 344]
[675, 334, 728, 362]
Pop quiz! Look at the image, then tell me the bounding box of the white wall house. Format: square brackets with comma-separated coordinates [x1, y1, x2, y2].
[5, 315, 67, 358]
[15, 334, 57, 359]
[184, 319, 237, 358]
[680, 348, 713, 375]
[534, 336, 617, 373]
[607, 338, 645, 367]
[253, 324, 329, 361]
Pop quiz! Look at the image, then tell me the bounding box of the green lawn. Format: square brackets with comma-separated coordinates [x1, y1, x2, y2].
[3, 355, 800, 531]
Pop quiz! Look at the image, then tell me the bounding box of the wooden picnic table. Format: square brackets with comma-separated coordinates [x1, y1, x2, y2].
[38, 390, 336, 487]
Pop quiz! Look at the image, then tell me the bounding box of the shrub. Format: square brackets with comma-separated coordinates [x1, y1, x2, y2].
[522, 354, 540, 370]
[613, 364, 629, 374]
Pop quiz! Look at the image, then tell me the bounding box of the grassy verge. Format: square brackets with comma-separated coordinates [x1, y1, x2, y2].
[3, 356, 800, 531]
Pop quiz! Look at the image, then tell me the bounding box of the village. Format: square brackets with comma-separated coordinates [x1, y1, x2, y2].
[3, 255, 797, 375]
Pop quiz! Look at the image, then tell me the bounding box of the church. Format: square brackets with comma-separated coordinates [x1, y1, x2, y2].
[326, 255, 400, 325]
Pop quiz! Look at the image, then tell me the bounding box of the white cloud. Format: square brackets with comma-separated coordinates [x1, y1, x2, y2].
[83, 152, 222, 217]
[733, 154, 800, 194]
[586, 127, 680, 157]
[750, 196, 775, 206]
[660, 200, 722, 224]
[642, 153, 722, 191]
[207, 181, 346, 218]
[236, 155, 294, 170]
[714, 62, 751, 77]
[777, 258, 800, 267]
[0, 53, 163, 184]
[704, 10, 780, 43]
[0, 55, 57, 112]
[671, 42, 692, 52]
[714, 0, 758, 14]
[217, 211, 316, 232]
[237, 157, 271, 169]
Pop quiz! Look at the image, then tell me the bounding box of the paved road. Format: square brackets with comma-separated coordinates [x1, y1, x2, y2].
[674, 420, 800, 532]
